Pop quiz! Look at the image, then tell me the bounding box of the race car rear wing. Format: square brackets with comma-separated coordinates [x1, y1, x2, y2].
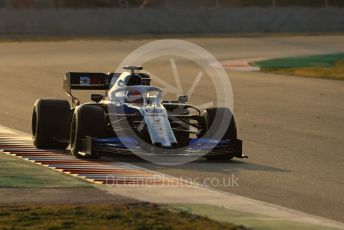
[64, 72, 115, 92]
[64, 72, 120, 106]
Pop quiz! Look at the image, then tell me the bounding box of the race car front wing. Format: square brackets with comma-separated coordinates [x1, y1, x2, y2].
[80, 136, 246, 159]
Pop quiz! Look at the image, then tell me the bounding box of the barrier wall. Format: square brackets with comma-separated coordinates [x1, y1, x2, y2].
[0, 8, 343, 36]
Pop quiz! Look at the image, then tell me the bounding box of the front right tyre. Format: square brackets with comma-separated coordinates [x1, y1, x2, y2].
[70, 105, 106, 159]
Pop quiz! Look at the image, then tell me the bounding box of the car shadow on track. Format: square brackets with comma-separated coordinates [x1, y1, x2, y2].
[144, 160, 290, 173]
[57, 149, 290, 173]
[101, 153, 290, 173]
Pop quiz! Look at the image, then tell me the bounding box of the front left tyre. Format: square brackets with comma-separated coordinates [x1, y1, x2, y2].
[202, 107, 237, 161]
[32, 99, 71, 149]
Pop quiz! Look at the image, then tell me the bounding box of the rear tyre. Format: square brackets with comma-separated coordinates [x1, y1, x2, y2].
[70, 105, 106, 159]
[203, 107, 237, 161]
[32, 99, 71, 149]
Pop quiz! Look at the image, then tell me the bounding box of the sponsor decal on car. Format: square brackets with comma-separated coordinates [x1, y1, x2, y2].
[80, 76, 91, 85]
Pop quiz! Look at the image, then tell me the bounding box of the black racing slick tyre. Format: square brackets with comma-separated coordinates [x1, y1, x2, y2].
[203, 107, 237, 140]
[203, 107, 237, 161]
[70, 105, 106, 159]
[32, 99, 71, 149]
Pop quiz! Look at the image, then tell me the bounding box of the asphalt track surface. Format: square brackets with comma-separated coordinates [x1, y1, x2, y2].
[0, 35, 343, 222]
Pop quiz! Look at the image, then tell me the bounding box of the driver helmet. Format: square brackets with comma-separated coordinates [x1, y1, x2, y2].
[127, 90, 144, 106]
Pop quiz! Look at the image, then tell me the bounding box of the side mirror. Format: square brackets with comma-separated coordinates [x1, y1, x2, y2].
[178, 96, 188, 104]
[91, 94, 104, 103]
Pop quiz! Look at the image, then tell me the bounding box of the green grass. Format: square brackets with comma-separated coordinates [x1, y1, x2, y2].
[261, 60, 344, 81]
[169, 204, 339, 230]
[253, 53, 344, 81]
[254, 53, 344, 68]
[0, 203, 243, 230]
[0, 153, 90, 188]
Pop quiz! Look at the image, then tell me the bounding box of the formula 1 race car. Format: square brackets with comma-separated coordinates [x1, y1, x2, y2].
[32, 66, 244, 161]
